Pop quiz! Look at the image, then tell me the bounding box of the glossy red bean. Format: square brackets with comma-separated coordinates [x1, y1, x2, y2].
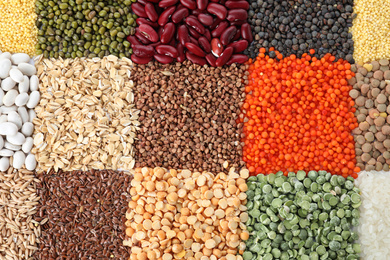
[241, 23, 253, 43]
[210, 18, 222, 30]
[131, 3, 148, 18]
[158, 27, 164, 38]
[185, 42, 206, 57]
[186, 52, 207, 66]
[148, 41, 161, 48]
[185, 16, 205, 34]
[132, 45, 155, 58]
[196, 0, 208, 10]
[156, 45, 179, 58]
[189, 27, 201, 39]
[226, 54, 248, 65]
[230, 20, 246, 26]
[138, 0, 148, 5]
[211, 21, 228, 38]
[220, 25, 237, 45]
[145, 3, 158, 22]
[177, 43, 186, 62]
[161, 22, 176, 44]
[189, 36, 199, 45]
[135, 29, 152, 44]
[180, 0, 196, 10]
[158, 6, 176, 26]
[191, 9, 203, 16]
[136, 18, 159, 28]
[204, 29, 211, 41]
[172, 8, 189, 23]
[226, 9, 247, 22]
[205, 53, 217, 66]
[207, 3, 227, 20]
[225, 0, 249, 10]
[131, 54, 153, 64]
[126, 36, 141, 47]
[198, 37, 211, 53]
[228, 39, 248, 53]
[233, 28, 241, 41]
[197, 13, 214, 26]
[158, 0, 179, 8]
[211, 38, 223, 57]
[215, 46, 233, 66]
[154, 53, 174, 64]
[139, 24, 159, 42]
[177, 25, 190, 45]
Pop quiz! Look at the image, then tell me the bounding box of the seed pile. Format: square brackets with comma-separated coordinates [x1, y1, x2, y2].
[0, 52, 38, 172]
[33, 55, 139, 172]
[349, 60, 390, 171]
[241, 50, 358, 177]
[244, 171, 361, 260]
[133, 61, 247, 172]
[245, 0, 354, 63]
[352, 0, 390, 63]
[35, 0, 136, 59]
[125, 167, 249, 260]
[355, 171, 390, 259]
[0, 168, 41, 259]
[0, 0, 37, 56]
[34, 169, 131, 259]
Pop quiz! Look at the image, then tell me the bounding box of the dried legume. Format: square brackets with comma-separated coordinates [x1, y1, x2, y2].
[125, 166, 249, 260]
[34, 169, 131, 259]
[133, 61, 247, 172]
[243, 171, 361, 260]
[240, 49, 359, 177]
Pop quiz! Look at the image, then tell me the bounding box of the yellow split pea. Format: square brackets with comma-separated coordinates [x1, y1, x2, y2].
[0, 0, 37, 56]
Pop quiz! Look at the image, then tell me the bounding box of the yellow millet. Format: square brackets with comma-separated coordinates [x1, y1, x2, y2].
[0, 0, 37, 56]
[352, 0, 390, 63]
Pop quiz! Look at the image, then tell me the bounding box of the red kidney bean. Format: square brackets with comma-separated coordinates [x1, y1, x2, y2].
[185, 16, 205, 34]
[225, 0, 249, 10]
[185, 42, 206, 57]
[131, 3, 148, 18]
[169, 37, 176, 46]
[148, 41, 161, 48]
[177, 43, 186, 62]
[210, 18, 222, 30]
[135, 29, 152, 44]
[131, 54, 153, 64]
[197, 13, 213, 26]
[139, 24, 159, 42]
[220, 25, 237, 45]
[196, 0, 208, 10]
[156, 45, 179, 58]
[158, 27, 164, 38]
[186, 52, 207, 66]
[207, 3, 227, 20]
[172, 8, 189, 23]
[189, 36, 199, 45]
[177, 25, 190, 45]
[205, 53, 217, 66]
[188, 27, 201, 39]
[180, 0, 196, 10]
[198, 37, 211, 53]
[211, 21, 228, 38]
[241, 23, 253, 43]
[226, 9, 247, 22]
[161, 22, 176, 44]
[158, 0, 179, 8]
[132, 45, 155, 58]
[154, 53, 174, 64]
[126, 36, 141, 47]
[230, 20, 246, 26]
[232, 28, 241, 41]
[215, 46, 233, 66]
[204, 29, 211, 41]
[145, 3, 158, 22]
[158, 6, 176, 27]
[211, 38, 223, 57]
[138, 0, 148, 6]
[226, 54, 248, 65]
[136, 18, 159, 28]
[228, 39, 248, 53]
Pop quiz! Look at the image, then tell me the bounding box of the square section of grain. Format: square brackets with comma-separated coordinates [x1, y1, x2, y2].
[133, 61, 247, 173]
[32, 56, 139, 172]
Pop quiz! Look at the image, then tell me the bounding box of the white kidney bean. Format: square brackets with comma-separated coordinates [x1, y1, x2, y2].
[0, 115, 7, 123]
[1, 77, 16, 91]
[29, 75, 38, 91]
[10, 53, 30, 65]
[7, 111, 22, 129]
[17, 107, 29, 123]
[4, 141, 21, 151]
[0, 89, 3, 106]
[12, 151, 25, 169]
[6, 132, 26, 146]
[0, 52, 11, 60]
[0, 105, 17, 114]
[0, 149, 14, 157]
[28, 109, 36, 122]
[0, 157, 10, 171]
[15, 92, 29, 106]
[18, 63, 36, 76]
[9, 68, 24, 83]
[26, 91, 40, 108]
[22, 137, 33, 154]
[0, 136, 3, 149]
[0, 122, 18, 135]
[21, 122, 33, 137]
[18, 76, 29, 93]
[25, 154, 36, 171]
[3, 89, 18, 106]
[0, 59, 11, 79]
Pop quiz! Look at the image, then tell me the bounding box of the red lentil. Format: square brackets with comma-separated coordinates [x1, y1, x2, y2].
[240, 48, 359, 178]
